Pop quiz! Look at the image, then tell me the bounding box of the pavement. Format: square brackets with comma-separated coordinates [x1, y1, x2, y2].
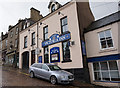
[2, 65, 111, 88]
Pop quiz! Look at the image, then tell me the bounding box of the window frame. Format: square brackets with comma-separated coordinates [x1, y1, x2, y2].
[62, 41, 71, 62]
[44, 46, 49, 63]
[60, 16, 68, 34]
[5, 40, 7, 48]
[15, 39, 18, 48]
[24, 36, 27, 48]
[51, 4, 55, 12]
[93, 61, 120, 81]
[31, 32, 35, 45]
[43, 26, 48, 40]
[10, 31, 13, 38]
[98, 29, 114, 50]
[16, 27, 19, 35]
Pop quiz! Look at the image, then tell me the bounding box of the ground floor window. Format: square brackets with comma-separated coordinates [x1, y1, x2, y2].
[31, 50, 35, 65]
[62, 41, 71, 62]
[93, 61, 120, 81]
[44, 46, 49, 63]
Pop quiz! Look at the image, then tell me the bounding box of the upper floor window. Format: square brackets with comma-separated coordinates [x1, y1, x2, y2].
[15, 39, 18, 48]
[61, 16, 68, 34]
[1, 41, 2, 49]
[6, 40, 8, 47]
[32, 32, 35, 45]
[24, 36, 27, 48]
[98, 29, 113, 49]
[43, 26, 48, 40]
[51, 4, 55, 12]
[10, 31, 13, 38]
[16, 27, 19, 34]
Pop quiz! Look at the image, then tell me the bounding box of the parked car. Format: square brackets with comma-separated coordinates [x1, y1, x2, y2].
[29, 63, 74, 84]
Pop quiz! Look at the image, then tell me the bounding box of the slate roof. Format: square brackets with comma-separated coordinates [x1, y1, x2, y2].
[84, 11, 120, 33]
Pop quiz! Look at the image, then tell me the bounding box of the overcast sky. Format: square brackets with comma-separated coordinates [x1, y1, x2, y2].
[0, 0, 119, 35]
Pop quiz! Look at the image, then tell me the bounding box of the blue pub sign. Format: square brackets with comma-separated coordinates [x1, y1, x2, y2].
[50, 47, 60, 63]
[42, 32, 71, 47]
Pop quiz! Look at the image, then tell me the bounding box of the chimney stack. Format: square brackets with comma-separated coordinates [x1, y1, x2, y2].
[30, 7, 43, 22]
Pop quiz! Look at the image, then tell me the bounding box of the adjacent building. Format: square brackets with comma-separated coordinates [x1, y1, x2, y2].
[84, 11, 120, 87]
[19, 0, 94, 82]
[1, 32, 8, 63]
[1, 7, 43, 67]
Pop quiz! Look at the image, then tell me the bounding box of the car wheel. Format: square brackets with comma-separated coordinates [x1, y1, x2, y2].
[30, 71, 34, 78]
[50, 76, 57, 85]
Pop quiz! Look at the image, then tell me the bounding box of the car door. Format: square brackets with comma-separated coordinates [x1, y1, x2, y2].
[41, 64, 51, 80]
[33, 64, 42, 77]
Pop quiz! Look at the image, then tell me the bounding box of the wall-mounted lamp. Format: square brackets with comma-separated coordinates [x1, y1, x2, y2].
[70, 41, 75, 47]
[40, 22, 47, 26]
[58, 12, 64, 16]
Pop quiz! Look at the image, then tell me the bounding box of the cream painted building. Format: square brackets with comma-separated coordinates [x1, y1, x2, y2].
[19, 0, 94, 82]
[85, 11, 120, 87]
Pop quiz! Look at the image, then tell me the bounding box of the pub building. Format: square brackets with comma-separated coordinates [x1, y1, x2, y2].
[19, 0, 94, 82]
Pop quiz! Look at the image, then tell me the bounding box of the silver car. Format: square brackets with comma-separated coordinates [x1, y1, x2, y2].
[29, 63, 74, 84]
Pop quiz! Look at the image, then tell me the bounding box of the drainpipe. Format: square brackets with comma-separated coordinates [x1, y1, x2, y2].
[36, 22, 39, 63]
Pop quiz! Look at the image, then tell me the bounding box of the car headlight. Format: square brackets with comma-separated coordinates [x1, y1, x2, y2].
[60, 75, 66, 79]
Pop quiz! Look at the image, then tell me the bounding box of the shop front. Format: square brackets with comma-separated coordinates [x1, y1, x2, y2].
[42, 32, 71, 64]
[88, 54, 120, 86]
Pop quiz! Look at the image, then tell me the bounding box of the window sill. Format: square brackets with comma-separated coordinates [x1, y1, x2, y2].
[23, 47, 27, 49]
[94, 80, 120, 83]
[62, 59, 72, 63]
[99, 48, 117, 53]
[31, 44, 36, 46]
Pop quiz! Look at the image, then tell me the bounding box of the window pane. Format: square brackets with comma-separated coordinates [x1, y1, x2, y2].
[110, 71, 119, 78]
[99, 32, 105, 39]
[62, 18, 67, 26]
[62, 25, 68, 33]
[94, 72, 101, 80]
[42, 65, 48, 70]
[45, 34, 48, 40]
[109, 61, 118, 70]
[107, 39, 113, 48]
[44, 27, 48, 33]
[105, 30, 111, 38]
[102, 71, 110, 81]
[100, 62, 108, 70]
[101, 41, 107, 48]
[93, 62, 100, 71]
[63, 41, 70, 61]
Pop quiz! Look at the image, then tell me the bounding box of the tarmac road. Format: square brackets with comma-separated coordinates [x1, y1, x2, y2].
[1, 66, 109, 88]
[2, 66, 80, 88]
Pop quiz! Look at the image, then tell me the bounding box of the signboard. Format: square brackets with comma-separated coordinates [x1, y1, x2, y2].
[42, 32, 71, 47]
[82, 41, 86, 55]
[50, 47, 60, 63]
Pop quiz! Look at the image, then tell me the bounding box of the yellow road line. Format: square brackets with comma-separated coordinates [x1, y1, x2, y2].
[19, 72, 30, 76]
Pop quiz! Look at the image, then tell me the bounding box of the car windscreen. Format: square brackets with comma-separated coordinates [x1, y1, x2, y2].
[48, 65, 61, 71]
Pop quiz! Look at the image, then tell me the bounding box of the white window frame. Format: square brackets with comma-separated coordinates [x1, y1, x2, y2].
[6, 40, 7, 47]
[16, 27, 18, 34]
[10, 31, 13, 38]
[93, 61, 120, 82]
[15, 39, 18, 48]
[98, 29, 114, 50]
